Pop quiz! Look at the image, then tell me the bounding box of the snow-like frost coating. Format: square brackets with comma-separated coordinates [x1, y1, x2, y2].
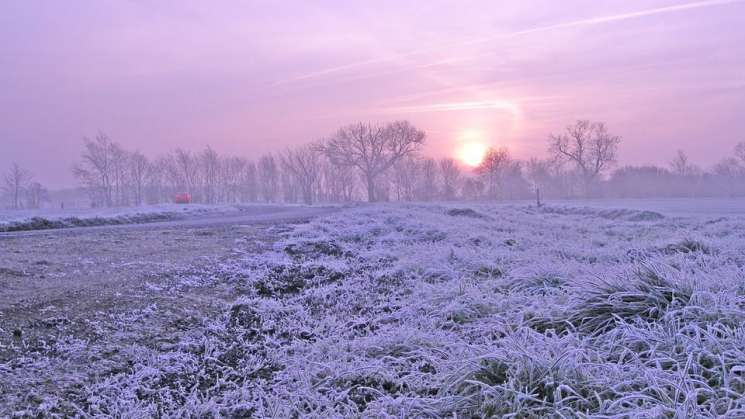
[3, 203, 745, 417]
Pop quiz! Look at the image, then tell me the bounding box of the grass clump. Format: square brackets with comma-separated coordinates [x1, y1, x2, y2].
[536, 264, 693, 335]
[446, 208, 488, 219]
[662, 238, 713, 255]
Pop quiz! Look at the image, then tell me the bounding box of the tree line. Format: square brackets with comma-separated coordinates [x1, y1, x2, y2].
[1, 163, 49, 209]
[3, 119, 745, 209]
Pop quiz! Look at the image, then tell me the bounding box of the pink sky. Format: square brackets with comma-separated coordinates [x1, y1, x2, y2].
[1, 0, 744, 188]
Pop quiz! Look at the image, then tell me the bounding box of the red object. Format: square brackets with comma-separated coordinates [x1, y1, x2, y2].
[174, 192, 191, 204]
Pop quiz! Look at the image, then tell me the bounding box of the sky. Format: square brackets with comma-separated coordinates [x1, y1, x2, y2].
[1, 0, 744, 188]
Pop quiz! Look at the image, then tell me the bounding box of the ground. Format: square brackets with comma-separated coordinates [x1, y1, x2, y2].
[1, 201, 745, 417]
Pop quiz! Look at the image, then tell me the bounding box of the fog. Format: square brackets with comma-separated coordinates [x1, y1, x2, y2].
[3, 119, 745, 210]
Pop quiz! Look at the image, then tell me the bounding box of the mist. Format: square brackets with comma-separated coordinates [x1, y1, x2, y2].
[4, 120, 745, 210]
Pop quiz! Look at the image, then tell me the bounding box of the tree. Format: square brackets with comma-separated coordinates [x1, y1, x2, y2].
[609, 165, 674, 198]
[501, 160, 531, 199]
[25, 182, 49, 209]
[461, 177, 485, 200]
[669, 150, 699, 177]
[147, 157, 168, 204]
[390, 157, 419, 201]
[173, 148, 198, 197]
[199, 146, 220, 204]
[548, 120, 620, 195]
[258, 154, 279, 202]
[110, 143, 129, 206]
[417, 158, 438, 201]
[525, 158, 550, 193]
[280, 145, 321, 205]
[320, 120, 425, 202]
[475, 147, 511, 199]
[712, 157, 743, 197]
[129, 151, 149, 205]
[3, 162, 32, 209]
[733, 142, 745, 172]
[220, 156, 249, 203]
[439, 158, 461, 200]
[241, 159, 259, 202]
[318, 159, 356, 202]
[73, 133, 118, 207]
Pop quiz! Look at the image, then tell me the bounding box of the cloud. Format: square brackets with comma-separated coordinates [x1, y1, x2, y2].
[505, 0, 744, 37]
[387, 100, 521, 115]
[271, 0, 744, 87]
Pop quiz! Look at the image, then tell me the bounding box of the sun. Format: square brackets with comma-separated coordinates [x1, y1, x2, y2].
[458, 142, 488, 167]
[456, 128, 489, 168]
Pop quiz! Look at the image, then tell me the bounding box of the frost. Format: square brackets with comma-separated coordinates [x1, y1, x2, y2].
[3, 202, 745, 416]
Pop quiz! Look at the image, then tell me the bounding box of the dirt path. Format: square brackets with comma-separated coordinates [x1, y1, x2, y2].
[0, 205, 337, 310]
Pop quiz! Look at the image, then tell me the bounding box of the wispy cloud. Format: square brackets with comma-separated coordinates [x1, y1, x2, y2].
[504, 0, 744, 37]
[271, 0, 743, 86]
[388, 100, 521, 115]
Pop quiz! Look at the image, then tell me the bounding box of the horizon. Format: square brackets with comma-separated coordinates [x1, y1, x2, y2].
[2, 0, 745, 189]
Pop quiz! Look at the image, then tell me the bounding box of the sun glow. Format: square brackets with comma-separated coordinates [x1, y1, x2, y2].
[458, 141, 488, 167]
[456, 129, 489, 167]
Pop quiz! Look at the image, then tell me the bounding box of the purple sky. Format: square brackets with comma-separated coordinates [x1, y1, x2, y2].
[2, 0, 744, 188]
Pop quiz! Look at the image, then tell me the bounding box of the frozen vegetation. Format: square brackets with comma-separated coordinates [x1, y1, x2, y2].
[3, 202, 745, 417]
[0, 204, 245, 232]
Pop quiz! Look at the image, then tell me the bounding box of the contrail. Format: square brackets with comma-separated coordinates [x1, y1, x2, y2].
[504, 0, 743, 37]
[272, 0, 743, 86]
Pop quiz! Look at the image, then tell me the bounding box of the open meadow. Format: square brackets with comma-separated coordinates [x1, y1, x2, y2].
[2, 201, 745, 417]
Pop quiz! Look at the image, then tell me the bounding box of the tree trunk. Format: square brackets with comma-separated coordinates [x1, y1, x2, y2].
[366, 175, 376, 202]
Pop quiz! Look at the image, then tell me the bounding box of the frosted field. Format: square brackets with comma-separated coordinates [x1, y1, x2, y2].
[2, 201, 745, 417]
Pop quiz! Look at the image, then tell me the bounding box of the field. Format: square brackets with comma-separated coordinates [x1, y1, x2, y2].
[2, 201, 745, 417]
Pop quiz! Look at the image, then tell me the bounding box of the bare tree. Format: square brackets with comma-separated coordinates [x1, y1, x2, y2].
[318, 159, 356, 202]
[199, 146, 220, 204]
[461, 177, 485, 200]
[320, 120, 425, 202]
[475, 147, 511, 199]
[242, 159, 259, 202]
[110, 144, 129, 206]
[439, 158, 461, 200]
[501, 160, 531, 199]
[390, 157, 419, 201]
[219, 156, 247, 203]
[258, 154, 279, 202]
[25, 182, 49, 209]
[734, 142, 745, 166]
[129, 151, 149, 205]
[173, 149, 198, 197]
[147, 157, 169, 204]
[280, 145, 321, 205]
[669, 150, 700, 177]
[418, 157, 438, 201]
[712, 157, 743, 197]
[525, 158, 549, 188]
[667, 150, 703, 198]
[73, 133, 117, 207]
[548, 120, 620, 195]
[3, 162, 33, 209]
